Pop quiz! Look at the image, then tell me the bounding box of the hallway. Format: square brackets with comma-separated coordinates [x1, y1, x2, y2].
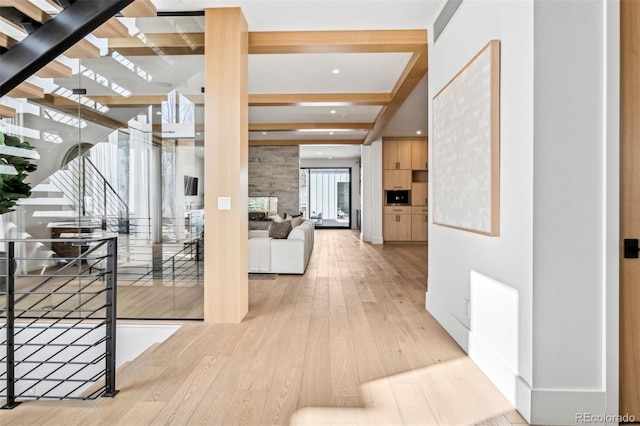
[0, 230, 524, 425]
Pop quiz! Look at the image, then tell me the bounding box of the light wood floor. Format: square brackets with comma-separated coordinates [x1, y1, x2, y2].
[1, 230, 526, 425]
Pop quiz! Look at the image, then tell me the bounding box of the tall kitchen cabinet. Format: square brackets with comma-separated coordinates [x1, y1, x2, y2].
[383, 137, 428, 242]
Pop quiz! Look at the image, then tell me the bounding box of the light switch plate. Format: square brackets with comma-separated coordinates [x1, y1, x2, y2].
[217, 196, 231, 210]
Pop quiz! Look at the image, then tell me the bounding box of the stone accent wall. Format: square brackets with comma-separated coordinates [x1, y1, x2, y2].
[249, 146, 300, 216]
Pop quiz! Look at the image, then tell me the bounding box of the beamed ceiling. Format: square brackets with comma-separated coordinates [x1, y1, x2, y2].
[0, 0, 435, 153]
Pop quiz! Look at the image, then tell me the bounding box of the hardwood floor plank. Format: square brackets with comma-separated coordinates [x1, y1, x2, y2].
[149, 356, 227, 425]
[0, 230, 522, 426]
[329, 306, 362, 401]
[298, 315, 331, 407]
[391, 383, 438, 425]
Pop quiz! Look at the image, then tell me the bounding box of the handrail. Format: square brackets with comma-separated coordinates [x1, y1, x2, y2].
[0, 236, 118, 407]
[128, 237, 203, 286]
[81, 157, 128, 214]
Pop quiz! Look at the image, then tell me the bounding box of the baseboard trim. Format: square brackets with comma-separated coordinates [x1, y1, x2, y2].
[371, 236, 384, 245]
[516, 378, 608, 425]
[425, 291, 469, 351]
[468, 333, 517, 406]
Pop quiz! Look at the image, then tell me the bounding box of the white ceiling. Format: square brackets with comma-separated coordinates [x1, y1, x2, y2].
[299, 144, 362, 160]
[3, 0, 444, 161]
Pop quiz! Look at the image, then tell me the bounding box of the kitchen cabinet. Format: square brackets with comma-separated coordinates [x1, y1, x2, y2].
[412, 209, 428, 242]
[383, 139, 413, 170]
[384, 212, 412, 241]
[412, 182, 427, 206]
[382, 137, 428, 242]
[411, 139, 428, 170]
[383, 170, 412, 190]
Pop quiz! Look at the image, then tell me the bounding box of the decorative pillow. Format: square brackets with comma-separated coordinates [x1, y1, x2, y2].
[269, 221, 292, 239]
[273, 214, 285, 223]
[290, 212, 303, 218]
[291, 216, 304, 228]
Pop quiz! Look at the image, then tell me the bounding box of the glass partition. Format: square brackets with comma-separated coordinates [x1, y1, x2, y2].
[0, 13, 206, 320]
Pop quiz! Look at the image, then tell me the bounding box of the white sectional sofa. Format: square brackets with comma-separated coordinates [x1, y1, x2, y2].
[248, 219, 315, 274]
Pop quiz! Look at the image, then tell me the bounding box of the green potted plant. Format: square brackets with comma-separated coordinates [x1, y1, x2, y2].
[0, 129, 38, 214]
[0, 128, 39, 291]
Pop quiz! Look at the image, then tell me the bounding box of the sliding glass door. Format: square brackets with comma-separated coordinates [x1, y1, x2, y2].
[300, 168, 351, 228]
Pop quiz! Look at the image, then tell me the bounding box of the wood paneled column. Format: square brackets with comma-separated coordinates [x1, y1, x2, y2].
[203, 8, 248, 323]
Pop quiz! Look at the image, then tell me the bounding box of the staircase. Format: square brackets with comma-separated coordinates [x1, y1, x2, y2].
[15, 151, 155, 281]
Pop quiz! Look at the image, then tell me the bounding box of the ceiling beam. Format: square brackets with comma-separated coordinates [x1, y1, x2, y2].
[108, 33, 204, 56]
[249, 122, 373, 131]
[248, 30, 427, 54]
[35, 97, 127, 130]
[363, 48, 428, 145]
[107, 29, 426, 56]
[7, 81, 44, 98]
[0, 104, 17, 118]
[249, 139, 363, 146]
[248, 93, 390, 107]
[120, 0, 157, 17]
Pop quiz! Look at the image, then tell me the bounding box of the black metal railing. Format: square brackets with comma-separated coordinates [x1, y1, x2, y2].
[51, 156, 130, 235]
[129, 237, 203, 287]
[0, 236, 118, 408]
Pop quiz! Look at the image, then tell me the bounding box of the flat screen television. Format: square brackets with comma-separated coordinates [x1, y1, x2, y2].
[184, 176, 198, 195]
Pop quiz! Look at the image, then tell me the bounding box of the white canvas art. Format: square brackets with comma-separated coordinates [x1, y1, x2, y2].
[432, 40, 500, 236]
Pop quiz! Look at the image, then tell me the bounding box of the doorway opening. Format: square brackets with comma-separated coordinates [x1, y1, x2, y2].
[300, 168, 351, 229]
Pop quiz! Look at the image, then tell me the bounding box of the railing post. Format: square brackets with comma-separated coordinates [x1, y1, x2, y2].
[102, 180, 108, 231]
[196, 238, 201, 279]
[2, 242, 20, 409]
[81, 157, 86, 216]
[103, 237, 118, 398]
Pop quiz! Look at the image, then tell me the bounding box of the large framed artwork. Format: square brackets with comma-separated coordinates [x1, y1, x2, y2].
[432, 39, 501, 236]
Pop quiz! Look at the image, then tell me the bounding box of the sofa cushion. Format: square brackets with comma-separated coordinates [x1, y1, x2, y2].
[291, 216, 304, 228]
[269, 221, 292, 239]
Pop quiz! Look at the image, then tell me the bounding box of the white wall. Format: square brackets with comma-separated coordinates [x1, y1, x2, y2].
[360, 140, 383, 243]
[300, 157, 361, 230]
[427, 0, 535, 399]
[427, 0, 618, 423]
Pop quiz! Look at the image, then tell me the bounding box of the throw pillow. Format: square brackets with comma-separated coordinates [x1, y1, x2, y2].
[291, 216, 304, 228]
[273, 214, 285, 223]
[269, 221, 292, 239]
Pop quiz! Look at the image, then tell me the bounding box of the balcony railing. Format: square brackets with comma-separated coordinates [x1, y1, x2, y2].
[0, 236, 118, 408]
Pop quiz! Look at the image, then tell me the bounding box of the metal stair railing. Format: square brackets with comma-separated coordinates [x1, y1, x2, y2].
[129, 237, 203, 287]
[51, 156, 129, 234]
[0, 236, 118, 408]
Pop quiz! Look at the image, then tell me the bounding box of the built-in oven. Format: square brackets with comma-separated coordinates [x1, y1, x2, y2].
[385, 190, 411, 205]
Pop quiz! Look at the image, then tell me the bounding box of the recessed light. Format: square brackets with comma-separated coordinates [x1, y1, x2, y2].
[155, 111, 162, 115]
[330, 110, 336, 114]
[332, 68, 340, 74]
[416, 130, 422, 135]
[262, 132, 267, 135]
[341, 114, 347, 117]
[330, 132, 334, 135]
[329, 148, 333, 150]
[328, 157, 333, 159]
[316, 152, 324, 155]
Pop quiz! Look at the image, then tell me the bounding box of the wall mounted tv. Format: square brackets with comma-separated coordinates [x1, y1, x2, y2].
[184, 176, 198, 195]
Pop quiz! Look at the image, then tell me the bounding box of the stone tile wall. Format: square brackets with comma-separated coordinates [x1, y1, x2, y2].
[248, 146, 300, 216]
